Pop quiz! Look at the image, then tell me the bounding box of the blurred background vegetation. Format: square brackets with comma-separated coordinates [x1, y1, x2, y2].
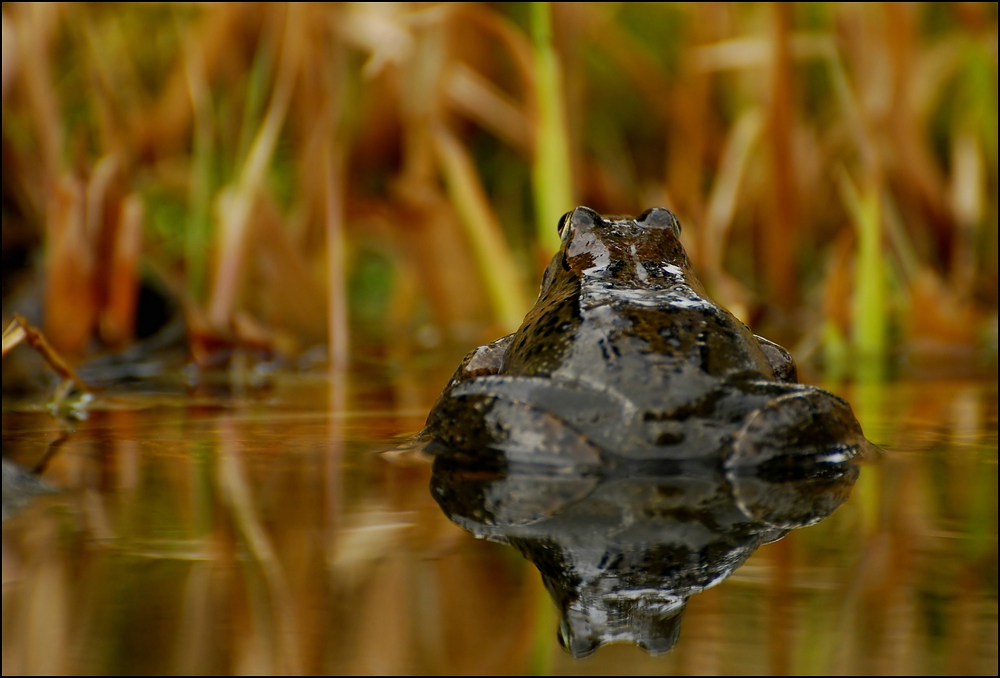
[1, 7, 997, 673]
[2, 2, 997, 383]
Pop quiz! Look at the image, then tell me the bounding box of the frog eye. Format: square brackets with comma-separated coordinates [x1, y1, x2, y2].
[557, 211, 571, 236]
[559, 207, 600, 236]
[637, 207, 682, 238]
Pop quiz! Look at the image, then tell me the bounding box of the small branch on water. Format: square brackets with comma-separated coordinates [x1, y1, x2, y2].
[4, 315, 94, 422]
[2, 319, 28, 357]
[5, 314, 91, 392]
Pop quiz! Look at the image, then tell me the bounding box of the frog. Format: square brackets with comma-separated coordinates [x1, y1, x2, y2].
[423, 206, 877, 470]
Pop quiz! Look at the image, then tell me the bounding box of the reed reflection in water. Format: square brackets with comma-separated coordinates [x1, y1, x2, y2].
[1, 377, 997, 675]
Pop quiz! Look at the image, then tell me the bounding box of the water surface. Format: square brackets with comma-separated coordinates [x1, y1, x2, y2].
[2, 369, 997, 675]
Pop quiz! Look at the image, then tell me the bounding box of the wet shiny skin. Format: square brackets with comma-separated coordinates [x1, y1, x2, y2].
[424, 207, 875, 467]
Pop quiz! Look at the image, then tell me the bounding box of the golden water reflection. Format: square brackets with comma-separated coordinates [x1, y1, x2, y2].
[2, 377, 997, 675]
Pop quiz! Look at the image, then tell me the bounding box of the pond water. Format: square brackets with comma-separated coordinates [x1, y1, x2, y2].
[1, 360, 997, 675]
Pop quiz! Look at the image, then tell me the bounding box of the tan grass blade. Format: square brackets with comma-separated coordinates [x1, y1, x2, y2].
[208, 4, 303, 330]
[432, 123, 530, 333]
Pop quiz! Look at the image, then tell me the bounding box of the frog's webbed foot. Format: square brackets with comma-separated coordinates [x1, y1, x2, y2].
[754, 334, 797, 383]
[421, 335, 515, 436]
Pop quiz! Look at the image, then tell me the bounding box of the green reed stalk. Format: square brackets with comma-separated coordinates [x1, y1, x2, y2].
[206, 4, 300, 328]
[821, 319, 849, 383]
[837, 170, 886, 380]
[852, 187, 886, 379]
[186, 111, 212, 301]
[528, 580, 555, 675]
[434, 126, 530, 333]
[529, 2, 573, 257]
[179, 23, 214, 302]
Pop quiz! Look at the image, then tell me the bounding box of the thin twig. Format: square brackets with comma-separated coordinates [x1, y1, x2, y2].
[8, 314, 91, 392]
[2, 319, 28, 357]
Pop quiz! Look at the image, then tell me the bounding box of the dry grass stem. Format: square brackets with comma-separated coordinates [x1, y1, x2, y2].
[208, 4, 303, 330]
[433, 123, 530, 332]
[7, 314, 90, 392]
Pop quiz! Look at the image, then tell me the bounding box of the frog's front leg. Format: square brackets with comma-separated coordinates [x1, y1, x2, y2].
[447, 334, 514, 386]
[754, 335, 797, 383]
[421, 334, 514, 438]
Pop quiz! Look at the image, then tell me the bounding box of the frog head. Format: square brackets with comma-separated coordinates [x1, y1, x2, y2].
[540, 206, 698, 298]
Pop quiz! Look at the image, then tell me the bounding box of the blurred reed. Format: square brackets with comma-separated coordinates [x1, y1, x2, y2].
[0, 3, 996, 379]
[529, 2, 574, 258]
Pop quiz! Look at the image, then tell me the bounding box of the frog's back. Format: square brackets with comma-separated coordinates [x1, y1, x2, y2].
[501, 274, 775, 391]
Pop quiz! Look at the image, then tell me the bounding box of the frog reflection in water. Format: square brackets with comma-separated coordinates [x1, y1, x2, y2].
[424, 207, 877, 657]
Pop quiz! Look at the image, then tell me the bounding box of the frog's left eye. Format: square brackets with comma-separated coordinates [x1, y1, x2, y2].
[637, 207, 681, 238]
[557, 211, 571, 236]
